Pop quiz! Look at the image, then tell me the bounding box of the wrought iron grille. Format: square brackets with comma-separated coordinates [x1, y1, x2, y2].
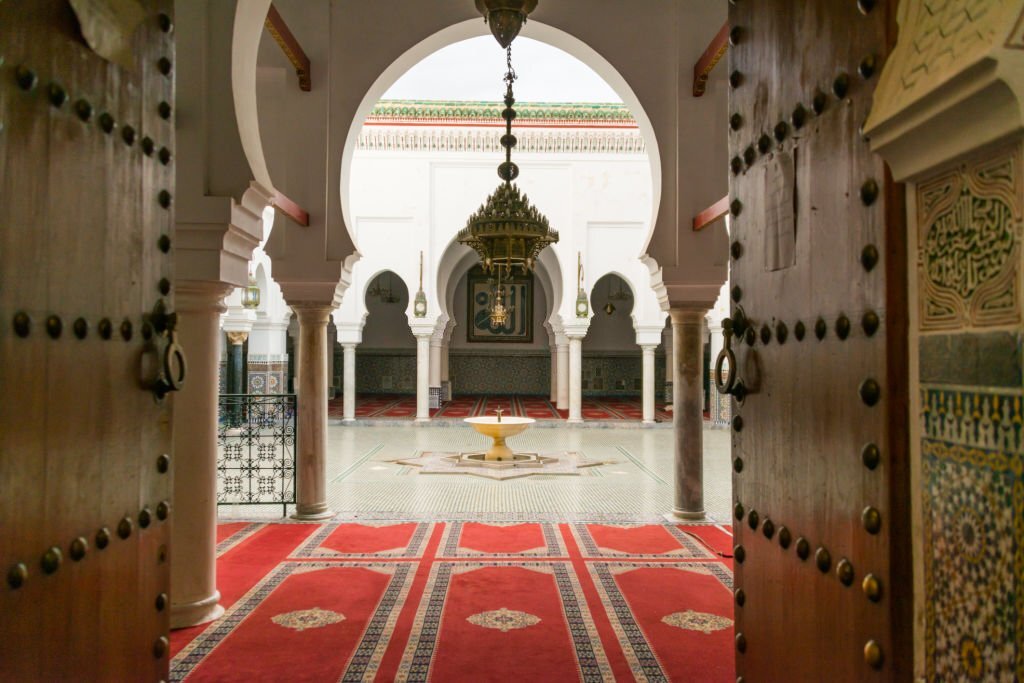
[217, 393, 296, 515]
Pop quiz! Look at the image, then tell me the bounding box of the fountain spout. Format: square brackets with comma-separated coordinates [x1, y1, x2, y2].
[494, 408, 503, 423]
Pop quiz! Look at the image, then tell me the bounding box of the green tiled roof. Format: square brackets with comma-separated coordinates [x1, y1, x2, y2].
[368, 99, 636, 123]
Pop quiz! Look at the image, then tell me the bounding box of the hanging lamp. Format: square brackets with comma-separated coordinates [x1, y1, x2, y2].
[241, 271, 260, 310]
[458, 3, 557, 284]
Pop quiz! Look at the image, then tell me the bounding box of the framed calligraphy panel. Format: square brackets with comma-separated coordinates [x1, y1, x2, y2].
[466, 267, 533, 343]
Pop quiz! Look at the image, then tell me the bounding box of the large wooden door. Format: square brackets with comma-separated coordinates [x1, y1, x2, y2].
[726, 2, 911, 679]
[0, 2, 176, 679]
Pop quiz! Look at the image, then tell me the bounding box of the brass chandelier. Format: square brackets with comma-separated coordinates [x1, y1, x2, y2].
[458, 1, 557, 327]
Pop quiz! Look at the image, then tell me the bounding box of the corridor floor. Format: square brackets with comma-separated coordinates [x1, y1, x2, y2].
[328, 394, 675, 422]
[220, 425, 733, 524]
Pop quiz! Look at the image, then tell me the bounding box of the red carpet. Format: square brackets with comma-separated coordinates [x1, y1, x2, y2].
[328, 394, 673, 422]
[170, 521, 734, 681]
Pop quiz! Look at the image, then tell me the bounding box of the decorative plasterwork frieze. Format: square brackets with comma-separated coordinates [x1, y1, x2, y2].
[917, 142, 1022, 330]
[366, 99, 638, 127]
[864, 1, 1024, 181]
[357, 127, 645, 155]
[358, 99, 645, 155]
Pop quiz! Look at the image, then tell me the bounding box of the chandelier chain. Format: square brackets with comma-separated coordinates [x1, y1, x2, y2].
[504, 45, 517, 87]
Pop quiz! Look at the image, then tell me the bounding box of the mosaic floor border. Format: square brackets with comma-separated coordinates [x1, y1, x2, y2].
[216, 509, 729, 525]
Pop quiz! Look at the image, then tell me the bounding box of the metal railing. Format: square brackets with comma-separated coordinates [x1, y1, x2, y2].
[217, 393, 296, 516]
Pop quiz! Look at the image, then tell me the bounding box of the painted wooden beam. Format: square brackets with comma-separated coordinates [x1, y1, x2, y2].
[273, 191, 309, 227]
[265, 4, 311, 92]
[693, 21, 729, 97]
[693, 195, 729, 231]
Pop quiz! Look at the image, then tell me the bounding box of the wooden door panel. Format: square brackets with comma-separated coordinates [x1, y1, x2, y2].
[727, 1, 910, 680]
[0, 2, 174, 679]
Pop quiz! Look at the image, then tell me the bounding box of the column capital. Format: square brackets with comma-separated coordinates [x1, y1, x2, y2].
[225, 331, 249, 346]
[341, 342, 358, 351]
[640, 344, 658, 352]
[290, 302, 333, 325]
[669, 305, 711, 324]
[175, 280, 233, 314]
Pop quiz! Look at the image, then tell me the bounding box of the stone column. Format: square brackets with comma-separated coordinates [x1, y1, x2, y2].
[342, 343, 357, 422]
[290, 303, 335, 520]
[670, 307, 708, 519]
[549, 342, 558, 402]
[225, 331, 247, 393]
[556, 338, 569, 411]
[641, 344, 657, 424]
[415, 333, 431, 422]
[224, 330, 247, 427]
[171, 281, 231, 629]
[567, 335, 584, 424]
[440, 341, 450, 383]
[429, 334, 442, 408]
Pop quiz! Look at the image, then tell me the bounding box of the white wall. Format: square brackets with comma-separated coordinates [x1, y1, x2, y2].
[337, 135, 666, 347]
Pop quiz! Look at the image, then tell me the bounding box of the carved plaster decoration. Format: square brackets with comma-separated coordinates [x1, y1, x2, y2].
[864, 1, 1024, 181]
[359, 100, 645, 155]
[872, 0, 1010, 123]
[917, 142, 1022, 330]
[358, 128, 646, 155]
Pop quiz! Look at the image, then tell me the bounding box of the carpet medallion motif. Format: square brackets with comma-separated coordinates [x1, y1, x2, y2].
[271, 607, 346, 631]
[466, 607, 542, 632]
[660, 610, 733, 634]
[171, 521, 735, 682]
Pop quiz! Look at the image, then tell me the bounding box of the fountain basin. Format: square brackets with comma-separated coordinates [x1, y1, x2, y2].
[464, 416, 535, 460]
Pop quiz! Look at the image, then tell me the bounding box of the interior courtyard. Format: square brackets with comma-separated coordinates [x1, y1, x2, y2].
[2, 1, 1023, 681]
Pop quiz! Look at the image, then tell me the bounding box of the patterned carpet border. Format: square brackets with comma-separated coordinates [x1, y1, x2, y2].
[396, 560, 614, 682]
[217, 510, 730, 525]
[172, 522, 736, 682]
[171, 561, 416, 681]
[437, 520, 569, 558]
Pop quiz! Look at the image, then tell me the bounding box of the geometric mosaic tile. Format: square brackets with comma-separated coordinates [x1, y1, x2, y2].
[923, 438, 1022, 680]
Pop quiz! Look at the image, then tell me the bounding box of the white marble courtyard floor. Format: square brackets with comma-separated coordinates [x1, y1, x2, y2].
[219, 424, 732, 524]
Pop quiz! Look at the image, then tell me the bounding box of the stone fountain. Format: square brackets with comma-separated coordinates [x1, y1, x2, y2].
[463, 409, 535, 461]
[395, 408, 612, 480]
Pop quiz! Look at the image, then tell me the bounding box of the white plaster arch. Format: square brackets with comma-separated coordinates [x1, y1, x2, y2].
[435, 233, 563, 329]
[588, 270, 636, 326]
[361, 268, 412, 310]
[339, 18, 661, 258]
[231, 0, 274, 192]
[438, 246, 560, 347]
[586, 265, 667, 333]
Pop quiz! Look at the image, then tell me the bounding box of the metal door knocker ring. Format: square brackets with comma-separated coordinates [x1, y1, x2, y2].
[714, 319, 737, 395]
[163, 334, 187, 392]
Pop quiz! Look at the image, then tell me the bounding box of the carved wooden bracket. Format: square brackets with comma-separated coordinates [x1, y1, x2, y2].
[693, 21, 729, 97]
[265, 4, 311, 92]
[693, 195, 729, 231]
[272, 190, 310, 227]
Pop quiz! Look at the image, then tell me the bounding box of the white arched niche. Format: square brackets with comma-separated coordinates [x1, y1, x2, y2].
[339, 19, 661, 261]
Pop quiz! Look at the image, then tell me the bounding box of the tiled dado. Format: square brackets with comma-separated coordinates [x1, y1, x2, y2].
[921, 385, 1023, 681]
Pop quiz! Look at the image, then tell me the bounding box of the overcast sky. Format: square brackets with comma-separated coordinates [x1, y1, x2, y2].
[382, 36, 622, 103]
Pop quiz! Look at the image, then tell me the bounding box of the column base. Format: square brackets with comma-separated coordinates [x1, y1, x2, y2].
[642, 419, 656, 425]
[414, 417, 431, 423]
[667, 509, 706, 521]
[170, 591, 225, 630]
[342, 418, 356, 423]
[291, 504, 335, 521]
[567, 417, 583, 424]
